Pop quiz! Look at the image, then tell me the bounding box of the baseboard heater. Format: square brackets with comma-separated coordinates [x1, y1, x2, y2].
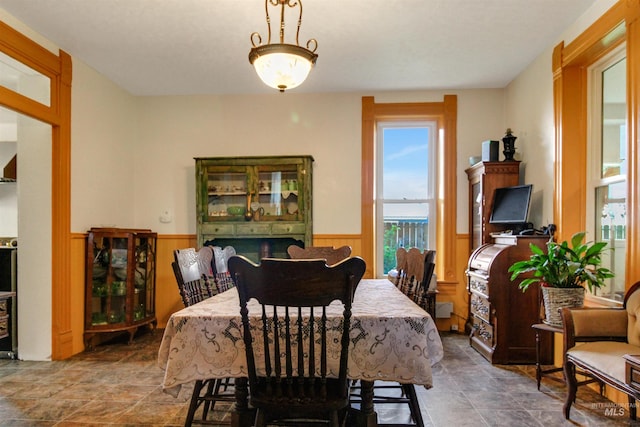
[435, 301, 453, 319]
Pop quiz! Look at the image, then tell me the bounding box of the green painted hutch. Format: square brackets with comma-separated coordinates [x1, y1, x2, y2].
[195, 156, 313, 261]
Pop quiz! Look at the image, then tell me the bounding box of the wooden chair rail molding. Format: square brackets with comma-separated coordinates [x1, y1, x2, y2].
[70, 231, 460, 348]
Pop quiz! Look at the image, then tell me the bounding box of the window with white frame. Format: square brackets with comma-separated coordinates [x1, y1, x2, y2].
[375, 121, 436, 277]
[587, 45, 627, 302]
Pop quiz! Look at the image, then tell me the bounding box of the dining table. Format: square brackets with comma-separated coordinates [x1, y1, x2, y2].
[158, 278, 444, 427]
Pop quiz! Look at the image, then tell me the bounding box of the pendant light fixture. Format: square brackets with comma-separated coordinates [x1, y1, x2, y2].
[249, 0, 318, 92]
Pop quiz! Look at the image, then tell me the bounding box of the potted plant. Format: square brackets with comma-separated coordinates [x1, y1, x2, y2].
[508, 231, 614, 326]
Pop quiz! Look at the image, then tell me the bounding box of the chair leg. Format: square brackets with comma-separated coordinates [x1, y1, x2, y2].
[254, 408, 266, 427]
[330, 409, 339, 427]
[628, 394, 637, 420]
[185, 379, 207, 427]
[200, 379, 217, 421]
[402, 384, 425, 427]
[563, 360, 577, 420]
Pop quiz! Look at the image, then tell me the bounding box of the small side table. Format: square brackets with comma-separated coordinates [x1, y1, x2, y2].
[624, 354, 640, 392]
[532, 323, 604, 393]
[532, 323, 564, 390]
[624, 354, 640, 420]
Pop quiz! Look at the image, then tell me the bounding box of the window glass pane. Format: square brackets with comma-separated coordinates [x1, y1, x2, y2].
[382, 202, 429, 274]
[601, 58, 626, 178]
[377, 123, 435, 278]
[0, 51, 50, 107]
[382, 127, 429, 200]
[594, 181, 626, 301]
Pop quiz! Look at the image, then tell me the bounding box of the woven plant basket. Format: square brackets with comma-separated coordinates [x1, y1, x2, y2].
[542, 287, 585, 327]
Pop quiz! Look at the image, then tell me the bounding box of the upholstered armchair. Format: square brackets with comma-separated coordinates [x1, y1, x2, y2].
[561, 281, 640, 420]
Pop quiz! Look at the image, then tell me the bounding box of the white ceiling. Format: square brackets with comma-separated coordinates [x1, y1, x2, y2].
[0, 0, 597, 96]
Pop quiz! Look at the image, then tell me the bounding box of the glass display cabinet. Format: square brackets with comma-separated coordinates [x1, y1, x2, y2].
[195, 156, 313, 262]
[84, 227, 157, 350]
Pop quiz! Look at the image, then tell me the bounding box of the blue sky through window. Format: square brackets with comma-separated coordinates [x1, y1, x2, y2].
[383, 127, 429, 200]
[380, 126, 431, 273]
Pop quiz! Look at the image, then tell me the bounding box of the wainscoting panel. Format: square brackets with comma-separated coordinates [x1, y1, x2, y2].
[312, 235, 363, 259]
[156, 235, 197, 328]
[70, 233, 87, 355]
[69, 233, 469, 355]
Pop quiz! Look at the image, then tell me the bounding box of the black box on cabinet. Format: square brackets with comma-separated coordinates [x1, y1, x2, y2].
[482, 140, 499, 161]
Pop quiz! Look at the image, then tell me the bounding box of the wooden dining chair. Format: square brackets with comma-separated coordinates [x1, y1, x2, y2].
[209, 245, 237, 294]
[395, 249, 436, 303]
[229, 255, 366, 427]
[172, 247, 235, 426]
[395, 247, 425, 300]
[287, 244, 352, 266]
[172, 247, 215, 307]
[414, 250, 436, 311]
[171, 261, 214, 307]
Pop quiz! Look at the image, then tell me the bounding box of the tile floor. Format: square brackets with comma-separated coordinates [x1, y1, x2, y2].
[0, 330, 638, 426]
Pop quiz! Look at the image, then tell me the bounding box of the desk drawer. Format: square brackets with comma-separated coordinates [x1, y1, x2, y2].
[470, 293, 491, 323]
[468, 276, 488, 297]
[471, 315, 493, 348]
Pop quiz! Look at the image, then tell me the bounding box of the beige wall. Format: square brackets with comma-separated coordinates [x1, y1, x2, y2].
[128, 90, 505, 237]
[504, 0, 618, 229]
[504, 47, 557, 228]
[71, 61, 139, 231]
[62, 64, 513, 235]
[132, 94, 364, 235]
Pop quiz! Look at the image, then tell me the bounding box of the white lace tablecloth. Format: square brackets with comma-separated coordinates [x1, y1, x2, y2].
[158, 279, 443, 396]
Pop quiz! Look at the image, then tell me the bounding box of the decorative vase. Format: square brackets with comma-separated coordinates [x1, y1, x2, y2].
[502, 128, 517, 161]
[541, 287, 585, 327]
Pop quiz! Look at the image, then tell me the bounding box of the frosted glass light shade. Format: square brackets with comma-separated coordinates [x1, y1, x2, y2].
[249, 44, 317, 92]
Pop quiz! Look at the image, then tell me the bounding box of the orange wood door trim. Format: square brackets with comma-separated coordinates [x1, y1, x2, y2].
[0, 20, 73, 359]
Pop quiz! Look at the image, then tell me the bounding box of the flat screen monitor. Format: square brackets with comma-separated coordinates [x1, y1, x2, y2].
[489, 184, 532, 225]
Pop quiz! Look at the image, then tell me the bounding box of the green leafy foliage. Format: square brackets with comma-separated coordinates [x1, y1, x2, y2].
[508, 231, 614, 293]
[383, 224, 399, 274]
